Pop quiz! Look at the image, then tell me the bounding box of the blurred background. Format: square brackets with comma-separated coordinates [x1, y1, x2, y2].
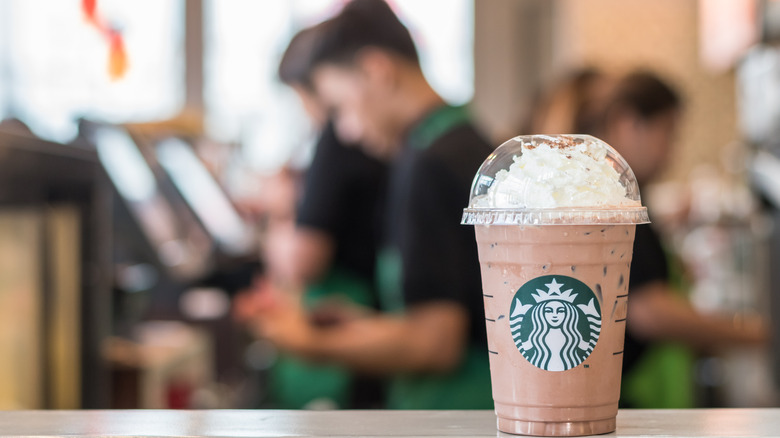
[0, 0, 779, 409]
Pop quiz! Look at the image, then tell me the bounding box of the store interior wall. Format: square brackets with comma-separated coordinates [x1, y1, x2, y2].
[474, 0, 740, 186]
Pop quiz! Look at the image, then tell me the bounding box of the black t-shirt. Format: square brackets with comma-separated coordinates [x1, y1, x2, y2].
[385, 108, 493, 345]
[296, 122, 387, 283]
[622, 223, 669, 375]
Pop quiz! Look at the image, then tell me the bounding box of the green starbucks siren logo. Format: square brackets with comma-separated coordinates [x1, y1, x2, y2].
[510, 275, 601, 371]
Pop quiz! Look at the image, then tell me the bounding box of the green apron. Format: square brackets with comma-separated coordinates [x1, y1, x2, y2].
[387, 344, 494, 409]
[620, 246, 694, 408]
[377, 105, 493, 409]
[268, 266, 375, 409]
[621, 343, 694, 409]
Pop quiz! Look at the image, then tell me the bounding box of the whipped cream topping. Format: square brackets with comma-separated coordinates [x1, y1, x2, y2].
[472, 136, 639, 209]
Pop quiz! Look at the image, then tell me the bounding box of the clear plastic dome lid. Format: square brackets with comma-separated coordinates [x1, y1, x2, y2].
[462, 134, 649, 225]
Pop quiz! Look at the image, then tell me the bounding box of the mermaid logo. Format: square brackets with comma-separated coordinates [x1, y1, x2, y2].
[510, 275, 601, 371]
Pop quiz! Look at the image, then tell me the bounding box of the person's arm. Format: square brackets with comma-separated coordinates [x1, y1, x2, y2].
[262, 220, 335, 287]
[277, 123, 350, 286]
[626, 280, 768, 351]
[259, 147, 475, 374]
[286, 226, 335, 285]
[254, 295, 469, 374]
[257, 153, 473, 374]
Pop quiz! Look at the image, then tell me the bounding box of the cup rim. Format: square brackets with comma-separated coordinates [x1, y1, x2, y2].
[461, 206, 650, 226]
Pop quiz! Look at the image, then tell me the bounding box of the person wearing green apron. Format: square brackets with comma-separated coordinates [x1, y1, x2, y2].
[267, 23, 387, 409]
[587, 72, 768, 407]
[375, 104, 493, 409]
[252, 0, 494, 409]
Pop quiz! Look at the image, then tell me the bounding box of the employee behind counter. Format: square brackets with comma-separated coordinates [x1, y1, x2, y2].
[240, 0, 493, 410]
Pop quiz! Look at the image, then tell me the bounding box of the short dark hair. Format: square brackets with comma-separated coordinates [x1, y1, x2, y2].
[607, 71, 682, 121]
[278, 24, 322, 90]
[309, 0, 419, 70]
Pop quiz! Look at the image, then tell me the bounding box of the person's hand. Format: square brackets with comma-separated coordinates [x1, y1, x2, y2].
[232, 275, 278, 324]
[309, 298, 372, 327]
[247, 281, 316, 355]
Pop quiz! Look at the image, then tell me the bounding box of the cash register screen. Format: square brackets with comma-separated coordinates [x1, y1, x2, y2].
[93, 126, 182, 248]
[156, 137, 252, 256]
[91, 125, 209, 275]
[93, 126, 157, 204]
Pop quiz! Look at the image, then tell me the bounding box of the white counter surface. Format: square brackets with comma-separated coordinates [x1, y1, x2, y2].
[0, 409, 777, 437]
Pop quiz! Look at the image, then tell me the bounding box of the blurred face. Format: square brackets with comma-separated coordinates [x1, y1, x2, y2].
[610, 109, 679, 184]
[291, 85, 327, 129]
[312, 61, 399, 159]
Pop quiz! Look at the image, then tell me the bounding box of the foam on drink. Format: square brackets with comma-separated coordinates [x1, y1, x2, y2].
[472, 135, 638, 209]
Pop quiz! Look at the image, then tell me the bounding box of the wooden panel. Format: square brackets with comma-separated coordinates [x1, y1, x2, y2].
[0, 210, 43, 408]
[47, 206, 81, 409]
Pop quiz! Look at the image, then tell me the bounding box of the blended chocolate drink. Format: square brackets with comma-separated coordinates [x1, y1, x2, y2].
[462, 135, 649, 436]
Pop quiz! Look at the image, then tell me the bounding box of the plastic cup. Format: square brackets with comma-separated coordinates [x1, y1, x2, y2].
[462, 135, 649, 436]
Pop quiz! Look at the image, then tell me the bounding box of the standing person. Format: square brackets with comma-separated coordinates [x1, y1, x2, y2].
[252, 0, 494, 409]
[273, 23, 386, 316]
[594, 71, 768, 407]
[236, 23, 387, 409]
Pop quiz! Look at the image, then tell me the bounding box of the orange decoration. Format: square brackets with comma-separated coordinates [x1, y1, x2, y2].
[108, 31, 127, 81]
[82, 0, 97, 22]
[82, 0, 128, 80]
